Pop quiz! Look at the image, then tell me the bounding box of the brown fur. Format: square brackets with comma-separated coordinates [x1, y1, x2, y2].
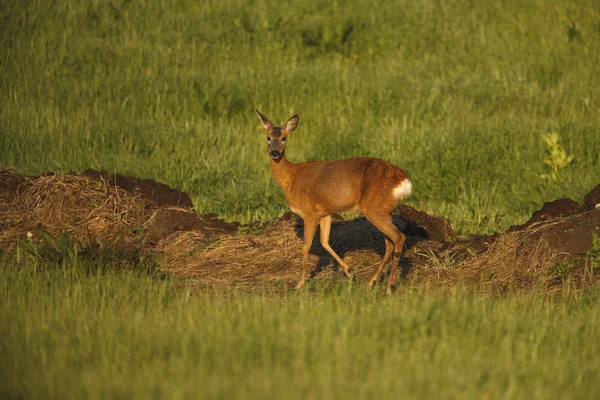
[256, 110, 412, 293]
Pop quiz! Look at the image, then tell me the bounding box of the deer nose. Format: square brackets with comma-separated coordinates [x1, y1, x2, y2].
[270, 151, 280, 158]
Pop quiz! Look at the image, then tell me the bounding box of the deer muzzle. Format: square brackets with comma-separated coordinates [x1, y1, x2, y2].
[270, 150, 282, 162]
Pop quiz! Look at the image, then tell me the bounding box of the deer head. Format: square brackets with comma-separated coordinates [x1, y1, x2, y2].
[256, 109, 299, 163]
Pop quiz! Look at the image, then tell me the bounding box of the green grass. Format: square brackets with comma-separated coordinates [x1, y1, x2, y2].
[1, 0, 600, 232]
[1, 256, 599, 399]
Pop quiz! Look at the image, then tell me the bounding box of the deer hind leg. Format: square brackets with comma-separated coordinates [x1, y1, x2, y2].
[385, 230, 406, 295]
[296, 216, 319, 289]
[368, 237, 394, 287]
[319, 215, 353, 277]
[363, 212, 406, 294]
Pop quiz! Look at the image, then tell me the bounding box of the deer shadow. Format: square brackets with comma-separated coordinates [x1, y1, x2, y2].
[293, 213, 429, 281]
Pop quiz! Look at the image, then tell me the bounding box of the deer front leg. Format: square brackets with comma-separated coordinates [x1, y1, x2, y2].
[295, 217, 319, 289]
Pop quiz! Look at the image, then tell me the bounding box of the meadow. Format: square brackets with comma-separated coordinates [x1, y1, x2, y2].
[2, 0, 599, 231]
[2, 258, 600, 399]
[1, 0, 600, 398]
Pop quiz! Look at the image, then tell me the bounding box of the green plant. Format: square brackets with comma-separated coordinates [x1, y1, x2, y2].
[586, 230, 600, 269]
[562, 230, 600, 272]
[591, 230, 600, 252]
[550, 258, 575, 276]
[420, 249, 459, 269]
[540, 133, 575, 183]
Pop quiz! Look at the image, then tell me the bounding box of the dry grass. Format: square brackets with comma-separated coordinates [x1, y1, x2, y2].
[413, 221, 600, 294]
[0, 170, 152, 251]
[156, 218, 383, 288]
[157, 220, 302, 287]
[156, 215, 413, 290]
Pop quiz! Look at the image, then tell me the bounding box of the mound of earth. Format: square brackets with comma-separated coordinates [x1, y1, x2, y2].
[0, 169, 236, 252]
[1, 168, 599, 294]
[145, 209, 239, 242]
[410, 188, 600, 293]
[80, 169, 193, 208]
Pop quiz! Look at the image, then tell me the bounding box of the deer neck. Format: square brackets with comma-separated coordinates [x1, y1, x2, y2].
[270, 155, 296, 192]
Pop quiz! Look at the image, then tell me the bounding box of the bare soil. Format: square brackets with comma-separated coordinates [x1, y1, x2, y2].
[1, 168, 599, 293]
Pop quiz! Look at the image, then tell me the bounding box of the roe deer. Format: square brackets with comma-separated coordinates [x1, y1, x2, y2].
[256, 110, 412, 294]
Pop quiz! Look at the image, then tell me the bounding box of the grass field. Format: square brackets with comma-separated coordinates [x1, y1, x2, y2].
[1, 0, 600, 398]
[2, 0, 599, 231]
[1, 259, 599, 399]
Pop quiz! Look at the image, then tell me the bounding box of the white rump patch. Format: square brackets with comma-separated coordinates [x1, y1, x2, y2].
[392, 179, 412, 200]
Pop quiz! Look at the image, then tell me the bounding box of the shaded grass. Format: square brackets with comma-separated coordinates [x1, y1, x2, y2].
[1, 255, 599, 399]
[1, 0, 600, 232]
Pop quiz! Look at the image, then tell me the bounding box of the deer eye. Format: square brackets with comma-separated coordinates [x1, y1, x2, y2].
[282, 137, 287, 142]
[267, 136, 271, 141]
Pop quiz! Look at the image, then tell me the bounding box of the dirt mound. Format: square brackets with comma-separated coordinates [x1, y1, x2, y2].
[412, 185, 600, 293]
[0, 172, 148, 251]
[156, 186, 599, 293]
[412, 212, 600, 293]
[584, 185, 600, 211]
[145, 209, 240, 242]
[80, 169, 193, 208]
[0, 170, 236, 252]
[0, 168, 27, 195]
[393, 204, 456, 243]
[518, 198, 581, 227]
[1, 168, 599, 294]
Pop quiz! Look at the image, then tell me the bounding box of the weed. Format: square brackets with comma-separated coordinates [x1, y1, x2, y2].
[540, 132, 575, 184]
[586, 230, 600, 269]
[563, 231, 600, 271]
[420, 249, 460, 269]
[550, 258, 575, 276]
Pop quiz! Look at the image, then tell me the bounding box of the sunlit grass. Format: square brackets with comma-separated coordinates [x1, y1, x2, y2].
[1, 0, 599, 231]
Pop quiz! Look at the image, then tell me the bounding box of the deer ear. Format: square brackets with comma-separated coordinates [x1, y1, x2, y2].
[283, 114, 299, 133]
[256, 109, 273, 130]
